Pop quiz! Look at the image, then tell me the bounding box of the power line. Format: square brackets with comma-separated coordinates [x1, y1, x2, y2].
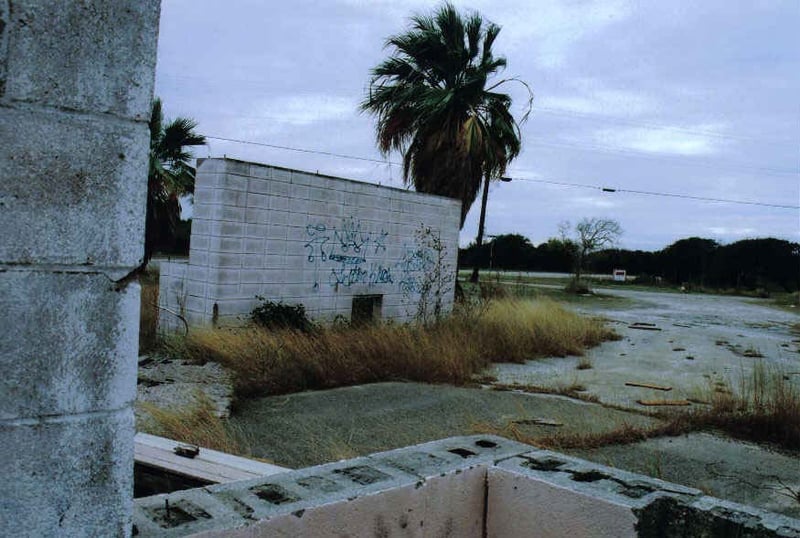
[507, 176, 800, 210]
[203, 135, 400, 166]
[201, 134, 800, 210]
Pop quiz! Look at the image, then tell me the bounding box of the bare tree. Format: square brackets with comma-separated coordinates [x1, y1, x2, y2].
[560, 218, 623, 284]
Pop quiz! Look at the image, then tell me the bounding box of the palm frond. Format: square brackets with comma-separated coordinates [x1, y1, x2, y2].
[362, 3, 531, 228]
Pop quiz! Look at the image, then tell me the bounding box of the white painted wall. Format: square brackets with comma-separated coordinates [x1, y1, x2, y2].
[161, 158, 461, 328]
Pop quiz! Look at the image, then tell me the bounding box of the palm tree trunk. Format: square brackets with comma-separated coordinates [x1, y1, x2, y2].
[470, 174, 492, 283]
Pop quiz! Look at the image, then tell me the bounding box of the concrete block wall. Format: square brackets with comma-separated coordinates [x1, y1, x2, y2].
[155, 258, 190, 333]
[132, 436, 800, 537]
[164, 158, 461, 328]
[0, 2, 160, 536]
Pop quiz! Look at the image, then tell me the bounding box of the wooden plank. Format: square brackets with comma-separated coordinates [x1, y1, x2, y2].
[625, 381, 672, 391]
[512, 418, 563, 427]
[134, 433, 287, 484]
[636, 399, 691, 406]
[135, 444, 252, 483]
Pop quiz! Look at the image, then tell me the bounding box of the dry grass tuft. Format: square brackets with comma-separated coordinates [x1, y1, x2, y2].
[138, 392, 250, 455]
[175, 299, 617, 399]
[695, 363, 800, 450]
[138, 269, 160, 353]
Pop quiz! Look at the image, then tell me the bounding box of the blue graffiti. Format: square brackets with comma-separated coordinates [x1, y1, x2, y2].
[306, 218, 393, 289]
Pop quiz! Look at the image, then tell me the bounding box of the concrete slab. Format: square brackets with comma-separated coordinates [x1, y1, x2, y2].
[490, 287, 800, 409]
[229, 382, 656, 468]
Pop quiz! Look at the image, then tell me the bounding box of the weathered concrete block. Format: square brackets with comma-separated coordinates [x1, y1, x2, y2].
[0, 107, 148, 270]
[637, 494, 800, 538]
[223, 160, 250, 177]
[2, 0, 159, 119]
[488, 450, 701, 538]
[133, 488, 243, 538]
[0, 410, 134, 537]
[0, 271, 138, 419]
[487, 465, 639, 537]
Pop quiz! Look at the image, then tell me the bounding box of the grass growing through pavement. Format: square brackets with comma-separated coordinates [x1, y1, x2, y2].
[477, 362, 800, 453]
[699, 362, 800, 450]
[169, 299, 617, 399]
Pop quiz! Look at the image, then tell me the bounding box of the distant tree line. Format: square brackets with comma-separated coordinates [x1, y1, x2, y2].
[459, 234, 800, 292]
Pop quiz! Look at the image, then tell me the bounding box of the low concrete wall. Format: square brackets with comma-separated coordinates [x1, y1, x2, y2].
[133, 436, 800, 537]
[159, 158, 461, 329]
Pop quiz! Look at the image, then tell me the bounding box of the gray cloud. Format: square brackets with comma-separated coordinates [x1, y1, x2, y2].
[156, 0, 799, 251]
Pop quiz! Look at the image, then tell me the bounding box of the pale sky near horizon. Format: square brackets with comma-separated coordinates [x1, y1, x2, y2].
[155, 0, 799, 251]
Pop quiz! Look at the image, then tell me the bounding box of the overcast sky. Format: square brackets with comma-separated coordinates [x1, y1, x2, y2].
[155, 0, 799, 250]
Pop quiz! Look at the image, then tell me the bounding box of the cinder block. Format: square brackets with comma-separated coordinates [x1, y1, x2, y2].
[0, 107, 148, 269]
[247, 176, 270, 195]
[240, 283, 263, 298]
[270, 180, 291, 197]
[209, 282, 240, 300]
[244, 238, 265, 255]
[216, 268, 242, 285]
[190, 234, 210, 251]
[2, 0, 160, 119]
[223, 160, 250, 177]
[288, 170, 314, 185]
[486, 450, 691, 538]
[190, 219, 210, 235]
[220, 206, 245, 222]
[242, 254, 266, 269]
[218, 238, 244, 254]
[185, 295, 208, 316]
[291, 185, 310, 200]
[0, 409, 134, 537]
[273, 167, 292, 183]
[245, 223, 268, 239]
[133, 488, 244, 538]
[219, 189, 247, 207]
[244, 207, 267, 225]
[248, 163, 272, 179]
[240, 269, 265, 284]
[187, 265, 209, 283]
[246, 192, 268, 209]
[269, 195, 290, 211]
[269, 210, 289, 226]
[267, 225, 288, 241]
[208, 253, 242, 268]
[0, 271, 138, 419]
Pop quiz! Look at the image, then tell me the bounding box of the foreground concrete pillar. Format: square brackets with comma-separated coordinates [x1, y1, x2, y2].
[0, 2, 160, 536]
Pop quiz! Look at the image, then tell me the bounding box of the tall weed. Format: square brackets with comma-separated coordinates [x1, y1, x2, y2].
[177, 299, 616, 398]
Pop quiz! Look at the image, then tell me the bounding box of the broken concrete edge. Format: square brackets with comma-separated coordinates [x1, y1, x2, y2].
[132, 435, 800, 537]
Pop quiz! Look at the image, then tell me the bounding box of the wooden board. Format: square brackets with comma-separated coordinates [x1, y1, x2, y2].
[636, 399, 691, 406]
[512, 418, 564, 427]
[628, 324, 662, 331]
[625, 381, 672, 391]
[134, 433, 287, 484]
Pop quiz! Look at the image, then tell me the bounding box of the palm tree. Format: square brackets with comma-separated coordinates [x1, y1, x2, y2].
[145, 98, 206, 263]
[361, 2, 529, 227]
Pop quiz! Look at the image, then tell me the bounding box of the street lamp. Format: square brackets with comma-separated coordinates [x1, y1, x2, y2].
[469, 176, 512, 283]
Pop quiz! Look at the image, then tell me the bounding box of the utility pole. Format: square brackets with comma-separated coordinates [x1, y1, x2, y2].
[470, 176, 511, 283]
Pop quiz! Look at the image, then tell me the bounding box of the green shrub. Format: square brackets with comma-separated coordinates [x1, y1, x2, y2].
[250, 297, 314, 332]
